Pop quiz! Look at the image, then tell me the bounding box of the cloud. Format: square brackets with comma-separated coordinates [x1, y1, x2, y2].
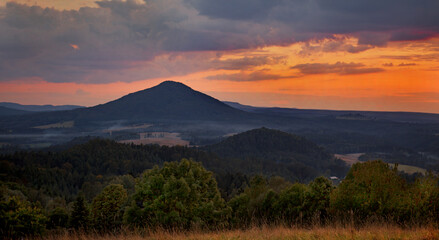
[299, 37, 374, 55]
[383, 63, 394, 67]
[187, 0, 439, 39]
[206, 70, 293, 82]
[212, 56, 286, 70]
[291, 62, 384, 75]
[398, 63, 417, 66]
[0, 0, 438, 84]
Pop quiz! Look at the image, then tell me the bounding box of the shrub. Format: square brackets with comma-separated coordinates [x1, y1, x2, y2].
[91, 184, 128, 231]
[125, 159, 230, 229]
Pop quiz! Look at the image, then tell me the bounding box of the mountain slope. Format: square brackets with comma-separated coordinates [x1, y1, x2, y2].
[0, 106, 30, 116]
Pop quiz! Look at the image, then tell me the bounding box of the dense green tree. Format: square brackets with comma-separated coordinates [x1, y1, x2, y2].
[273, 183, 308, 224]
[228, 175, 292, 226]
[69, 194, 90, 230]
[125, 159, 230, 229]
[402, 173, 439, 223]
[91, 184, 127, 231]
[330, 160, 406, 221]
[304, 176, 334, 223]
[47, 207, 69, 229]
[0, 196, 47, 238]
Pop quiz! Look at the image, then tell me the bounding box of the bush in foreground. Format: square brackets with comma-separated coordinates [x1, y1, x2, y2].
[125, 159, 231, 229]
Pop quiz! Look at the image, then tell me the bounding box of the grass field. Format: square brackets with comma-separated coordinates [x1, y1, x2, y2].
[335, 153, 427, 175]
[34, 121, 74, 129]
[120, 132, 189, 146]
[335, 153, 363, 166]
[35, 226, 439, 240]
[388, 163, 427, 175]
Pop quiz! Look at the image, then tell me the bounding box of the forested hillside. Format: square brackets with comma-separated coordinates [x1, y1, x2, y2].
[0, 128, 348, 204]
[205, 128, 348, 181]
[1, 129, 438, 238]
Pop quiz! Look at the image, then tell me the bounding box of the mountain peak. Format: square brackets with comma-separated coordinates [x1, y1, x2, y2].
[84, 80, 247, 121]
[155, 80, 191, 89]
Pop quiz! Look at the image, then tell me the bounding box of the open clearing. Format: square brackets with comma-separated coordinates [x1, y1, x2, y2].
[120, 132, 189, 146]
[335, 153, 427, 174]
[103, 124, 153, 135]
[34, 226, 438, 240]
[335, 153, 363, 166]
[389, 163, 427, 175]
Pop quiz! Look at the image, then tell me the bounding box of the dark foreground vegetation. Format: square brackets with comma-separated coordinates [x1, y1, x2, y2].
[1, 154, 439, 239]
[0, 128, 438, 239]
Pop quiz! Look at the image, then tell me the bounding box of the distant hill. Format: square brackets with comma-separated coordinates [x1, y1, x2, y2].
[0, 106, 30, 116]
[204, 127, 348, 181]
[0, 102, 84, 112]
[223, 101, 439, 123]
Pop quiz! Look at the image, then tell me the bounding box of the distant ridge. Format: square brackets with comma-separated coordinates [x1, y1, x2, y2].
[223, 101, 439, 123]
[0, 102, 84, 112]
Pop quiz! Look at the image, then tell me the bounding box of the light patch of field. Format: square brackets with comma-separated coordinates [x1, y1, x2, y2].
[389, 163, 427, 175]
[103, 124, 153, 135]
[120, 132, 189, 146]
[32, 226, 438, 240]
[335, 153, 364, 166]
[34, 121, 74, 129]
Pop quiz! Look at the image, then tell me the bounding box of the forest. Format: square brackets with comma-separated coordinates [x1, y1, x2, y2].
[1, 135, 439, 238]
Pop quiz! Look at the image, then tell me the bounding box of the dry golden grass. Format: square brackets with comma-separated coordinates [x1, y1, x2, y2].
[33, 226, 439, 240]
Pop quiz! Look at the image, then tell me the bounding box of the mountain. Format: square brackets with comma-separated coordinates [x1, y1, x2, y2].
[0, 81, 251, 129]
[0, 106, 30, 116]
[204, 127, 348, 181]
[0, 102, 84, 112]
[83, 81, 248, 121]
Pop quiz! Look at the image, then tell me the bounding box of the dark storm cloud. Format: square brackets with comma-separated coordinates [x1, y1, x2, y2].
[187, 0, 439, 43]
[194, 0, 431, 42]
[183, 0, 280, 20]
[0, 0, 438, 83]
[291, 62, 384, 75]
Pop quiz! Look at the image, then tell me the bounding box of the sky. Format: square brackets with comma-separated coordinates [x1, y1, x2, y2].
[0, 0, 439, 113]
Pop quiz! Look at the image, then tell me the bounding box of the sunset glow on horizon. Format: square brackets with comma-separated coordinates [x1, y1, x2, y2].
[1, 0, 438, 113]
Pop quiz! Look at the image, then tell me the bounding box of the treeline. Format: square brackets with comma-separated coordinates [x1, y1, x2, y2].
[0, 131, 347, 206]
[2, 159, 439, 238]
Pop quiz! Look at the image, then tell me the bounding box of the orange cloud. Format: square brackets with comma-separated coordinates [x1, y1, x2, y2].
[1, 36, 439, 114]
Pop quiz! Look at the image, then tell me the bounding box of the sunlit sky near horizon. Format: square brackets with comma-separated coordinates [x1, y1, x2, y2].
[1, 0, 439, 113]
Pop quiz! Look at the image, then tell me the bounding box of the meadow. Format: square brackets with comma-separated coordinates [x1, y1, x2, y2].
[33, 226, 439, 240]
